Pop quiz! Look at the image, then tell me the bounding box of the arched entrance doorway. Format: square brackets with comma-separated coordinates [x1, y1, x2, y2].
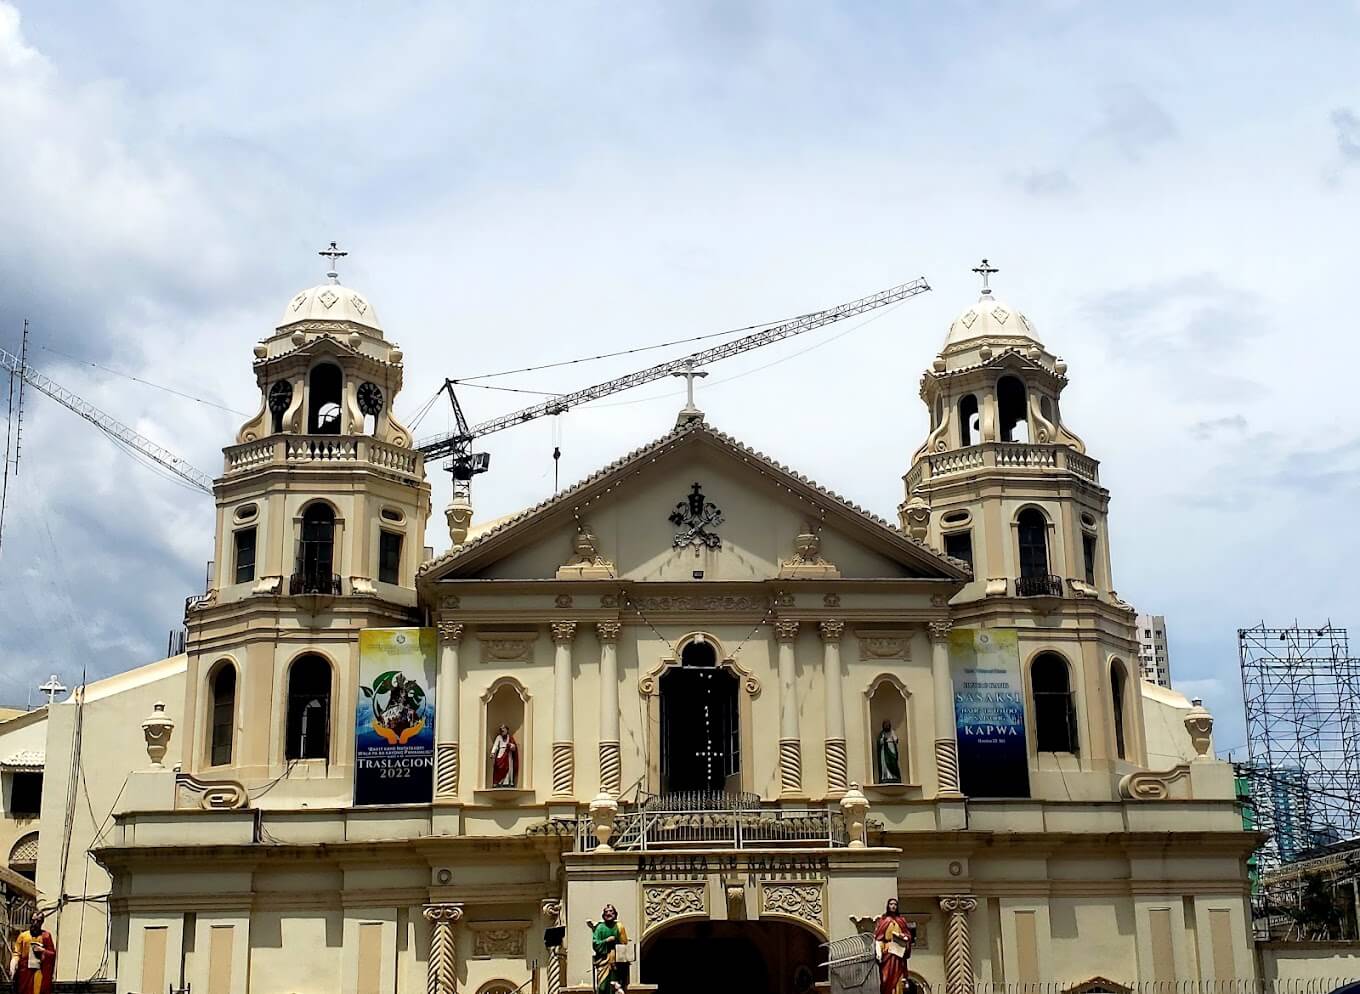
[641, 919, 825, 994]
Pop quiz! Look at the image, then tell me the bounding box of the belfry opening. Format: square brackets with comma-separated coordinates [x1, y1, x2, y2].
[659, 638, 740, 794]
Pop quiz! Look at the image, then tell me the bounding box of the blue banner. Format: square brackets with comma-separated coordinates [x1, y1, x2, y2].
[950, 628, 1030, 798]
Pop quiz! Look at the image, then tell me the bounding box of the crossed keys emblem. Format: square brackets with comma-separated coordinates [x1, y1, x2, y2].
[669, 482, 724, 551]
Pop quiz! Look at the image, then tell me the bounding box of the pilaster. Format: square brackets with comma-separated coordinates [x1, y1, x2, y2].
[422, 903, 463, 994]
[435, 623, 464, 803]
[819, 619, 847, 797]
[929, 620, 963, 798]
[596, 621, 622, 796]
[775, 619, 802, 796]
[551, 621, 578, 800]
[938, 894, 977, 994]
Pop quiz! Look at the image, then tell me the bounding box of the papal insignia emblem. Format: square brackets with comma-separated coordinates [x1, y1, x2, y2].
[669, 482, 724, 550]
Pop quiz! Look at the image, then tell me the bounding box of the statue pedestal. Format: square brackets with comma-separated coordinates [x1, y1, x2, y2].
[118, 768, 176, 814]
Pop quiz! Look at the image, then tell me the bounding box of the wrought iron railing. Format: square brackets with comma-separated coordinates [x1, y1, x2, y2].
[577, 805, 846, 852]
[639, 789, 762, 812]
[289, 571, 342, 595]
[1015, 573, 1064, 598]
[967, 983, 1359, 994]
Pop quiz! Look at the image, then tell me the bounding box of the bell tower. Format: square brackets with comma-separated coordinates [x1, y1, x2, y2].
[179, 245, 431, 795]
[900, 261, 1144, 788]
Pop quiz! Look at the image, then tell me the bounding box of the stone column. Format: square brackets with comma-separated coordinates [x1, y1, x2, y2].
[819, 620, 848, 796]
[938, 894, 977, 994]
[423, 903, 464, 994]
[540, 900, 563, 994]
[597, 621, 622, 796]
[551, 621, 578, 799]
[775, 619, 802, 795]
[435, 623, 464, 801]
[929, 620, 962, 797]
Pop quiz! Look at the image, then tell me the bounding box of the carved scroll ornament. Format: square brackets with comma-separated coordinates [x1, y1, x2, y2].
[643, 883, 706, 933]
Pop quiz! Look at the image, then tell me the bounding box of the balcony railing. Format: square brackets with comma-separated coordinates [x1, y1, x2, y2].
[222, 435, 424, 481]
[907, 442, 1100, 488]
[577, 804, 847, 852]
[289, 571, 342, 595]
[1015, 573, 1064, 598]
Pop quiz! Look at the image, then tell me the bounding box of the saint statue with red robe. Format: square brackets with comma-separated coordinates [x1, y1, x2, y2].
[490, 724, 519, 787]
[874, 898, 913, 994]
[10, 911, 55, 994]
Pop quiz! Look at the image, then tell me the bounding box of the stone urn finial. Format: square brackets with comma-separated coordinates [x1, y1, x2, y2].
[142, 701, 175, 769]
[840, 782, 870, 849]
[1185, 698, 1214, 761]
[445, 493, 474, 546]
[589, 792, 619, 853]
[902, 496, 930, 542]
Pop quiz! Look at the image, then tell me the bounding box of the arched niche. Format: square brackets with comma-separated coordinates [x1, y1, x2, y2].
[475, 982, 516, 994]
[864, 674, 912, 786]
[638, 632, 759, 797]
[480, 677, 531, 790]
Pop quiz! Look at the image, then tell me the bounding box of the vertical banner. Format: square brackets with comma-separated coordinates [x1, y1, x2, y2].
[355, 627, 437, 805]
[950, 628, 1030, 798]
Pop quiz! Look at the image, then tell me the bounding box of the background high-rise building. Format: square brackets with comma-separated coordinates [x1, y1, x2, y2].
[1136, 612, 1173, 687]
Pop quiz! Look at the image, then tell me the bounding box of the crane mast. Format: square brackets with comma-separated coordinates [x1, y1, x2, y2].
[417, 275, 931, 474]
[0, 345, 214, 494]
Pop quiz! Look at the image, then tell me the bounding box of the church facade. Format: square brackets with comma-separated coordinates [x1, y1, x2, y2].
[54, 264, 1255, 994]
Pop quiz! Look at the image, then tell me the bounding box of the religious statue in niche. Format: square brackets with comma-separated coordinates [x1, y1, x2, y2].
[490, 724, 519, 788]
[874, 897, 914, 994]
[877, 719, 902, 784]
[588, 904, 630, 994]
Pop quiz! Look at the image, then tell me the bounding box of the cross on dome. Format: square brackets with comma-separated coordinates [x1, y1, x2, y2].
[319, 241, 348, 284]
[971, 258, 999, 297]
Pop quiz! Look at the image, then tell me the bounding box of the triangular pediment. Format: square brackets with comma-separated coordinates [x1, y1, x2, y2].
[418, 421, 968, 584]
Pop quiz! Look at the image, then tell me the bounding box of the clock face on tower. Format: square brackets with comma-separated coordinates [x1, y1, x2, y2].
[357, 381, 384, 416]
[268, 380, 293, 415]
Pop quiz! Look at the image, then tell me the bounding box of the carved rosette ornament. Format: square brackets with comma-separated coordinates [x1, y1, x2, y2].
[938, 895, 977, 994]
[423, 904, 464, 994]
[761, 882, 825, 932]
[643, 883, 706, 933]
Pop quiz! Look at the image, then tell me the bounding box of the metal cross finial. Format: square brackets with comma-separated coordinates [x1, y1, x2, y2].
[38, 674, 66, 706]
[319, 241, 348, 284]
[971, 258, 998, 295]
[671, 360, 708, 424]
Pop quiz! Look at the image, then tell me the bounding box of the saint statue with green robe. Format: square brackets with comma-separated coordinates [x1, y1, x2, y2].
[591, 904, 628, 994]
[877, 719, 902, 783]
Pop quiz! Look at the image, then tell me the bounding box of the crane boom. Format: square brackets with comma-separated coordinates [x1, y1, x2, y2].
[0, 345, 214, 494]
[418, 275, 930, 460]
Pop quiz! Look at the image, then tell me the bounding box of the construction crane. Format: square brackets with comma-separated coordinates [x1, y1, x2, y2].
[0, 344, 214, 495]
[417, 276, 931, 488]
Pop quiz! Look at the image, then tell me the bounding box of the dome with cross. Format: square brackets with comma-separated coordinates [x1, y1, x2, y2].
[276, 241, 384, 334]
[940, 259, 1042, 355]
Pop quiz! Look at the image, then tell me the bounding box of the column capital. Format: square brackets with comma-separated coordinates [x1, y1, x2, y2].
[774, 619, 801, 643]
[596, 621, 622, 643]
[540, 899, 562, 921]
[550, 621, 578, 645]
[937, 894, 977, 915]
[423, 903, 465, 925]
[928, 619, 954, 645]
[818, 619, 845, 642]
[437, 622, 464, 645]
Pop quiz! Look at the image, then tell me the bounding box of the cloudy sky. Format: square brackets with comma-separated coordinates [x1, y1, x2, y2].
[0, 2, 1357, 751]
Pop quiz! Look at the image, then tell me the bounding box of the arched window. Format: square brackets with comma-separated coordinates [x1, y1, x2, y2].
[307, 363, 343, 435]
[958, 394, 979, 447]
[296, 503, 336, 593]
[1111, 660, 1129, 760]
[997, 376, 1028, 442]
[209, 663, 237, 766]
[285, 655, 332, 760]
[661, 639, 739, 794]
[1017, 508, 1049, 579]
[1032, 653, 1078, 753]
[8, 832, 38, 881]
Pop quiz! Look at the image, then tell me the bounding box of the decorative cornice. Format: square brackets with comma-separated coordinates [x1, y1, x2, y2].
[550, 621, 577, 645]
[774, 619, 801, 643]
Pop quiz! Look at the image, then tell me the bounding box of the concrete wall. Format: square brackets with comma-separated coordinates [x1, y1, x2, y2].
[1257, 941, 1360, 982]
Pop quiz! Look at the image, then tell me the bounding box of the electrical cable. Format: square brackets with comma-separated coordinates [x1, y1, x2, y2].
[39, 344, 250, 417]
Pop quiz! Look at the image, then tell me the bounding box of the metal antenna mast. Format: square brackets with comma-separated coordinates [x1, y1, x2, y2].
[0, 343, 214, 495]
[418, 276, 931, 486]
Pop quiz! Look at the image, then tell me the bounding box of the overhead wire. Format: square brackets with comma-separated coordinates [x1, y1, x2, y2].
[39, 344, 250, 417]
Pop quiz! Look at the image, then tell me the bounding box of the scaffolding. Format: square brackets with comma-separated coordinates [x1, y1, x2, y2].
[1239, 622, 1360, 936]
